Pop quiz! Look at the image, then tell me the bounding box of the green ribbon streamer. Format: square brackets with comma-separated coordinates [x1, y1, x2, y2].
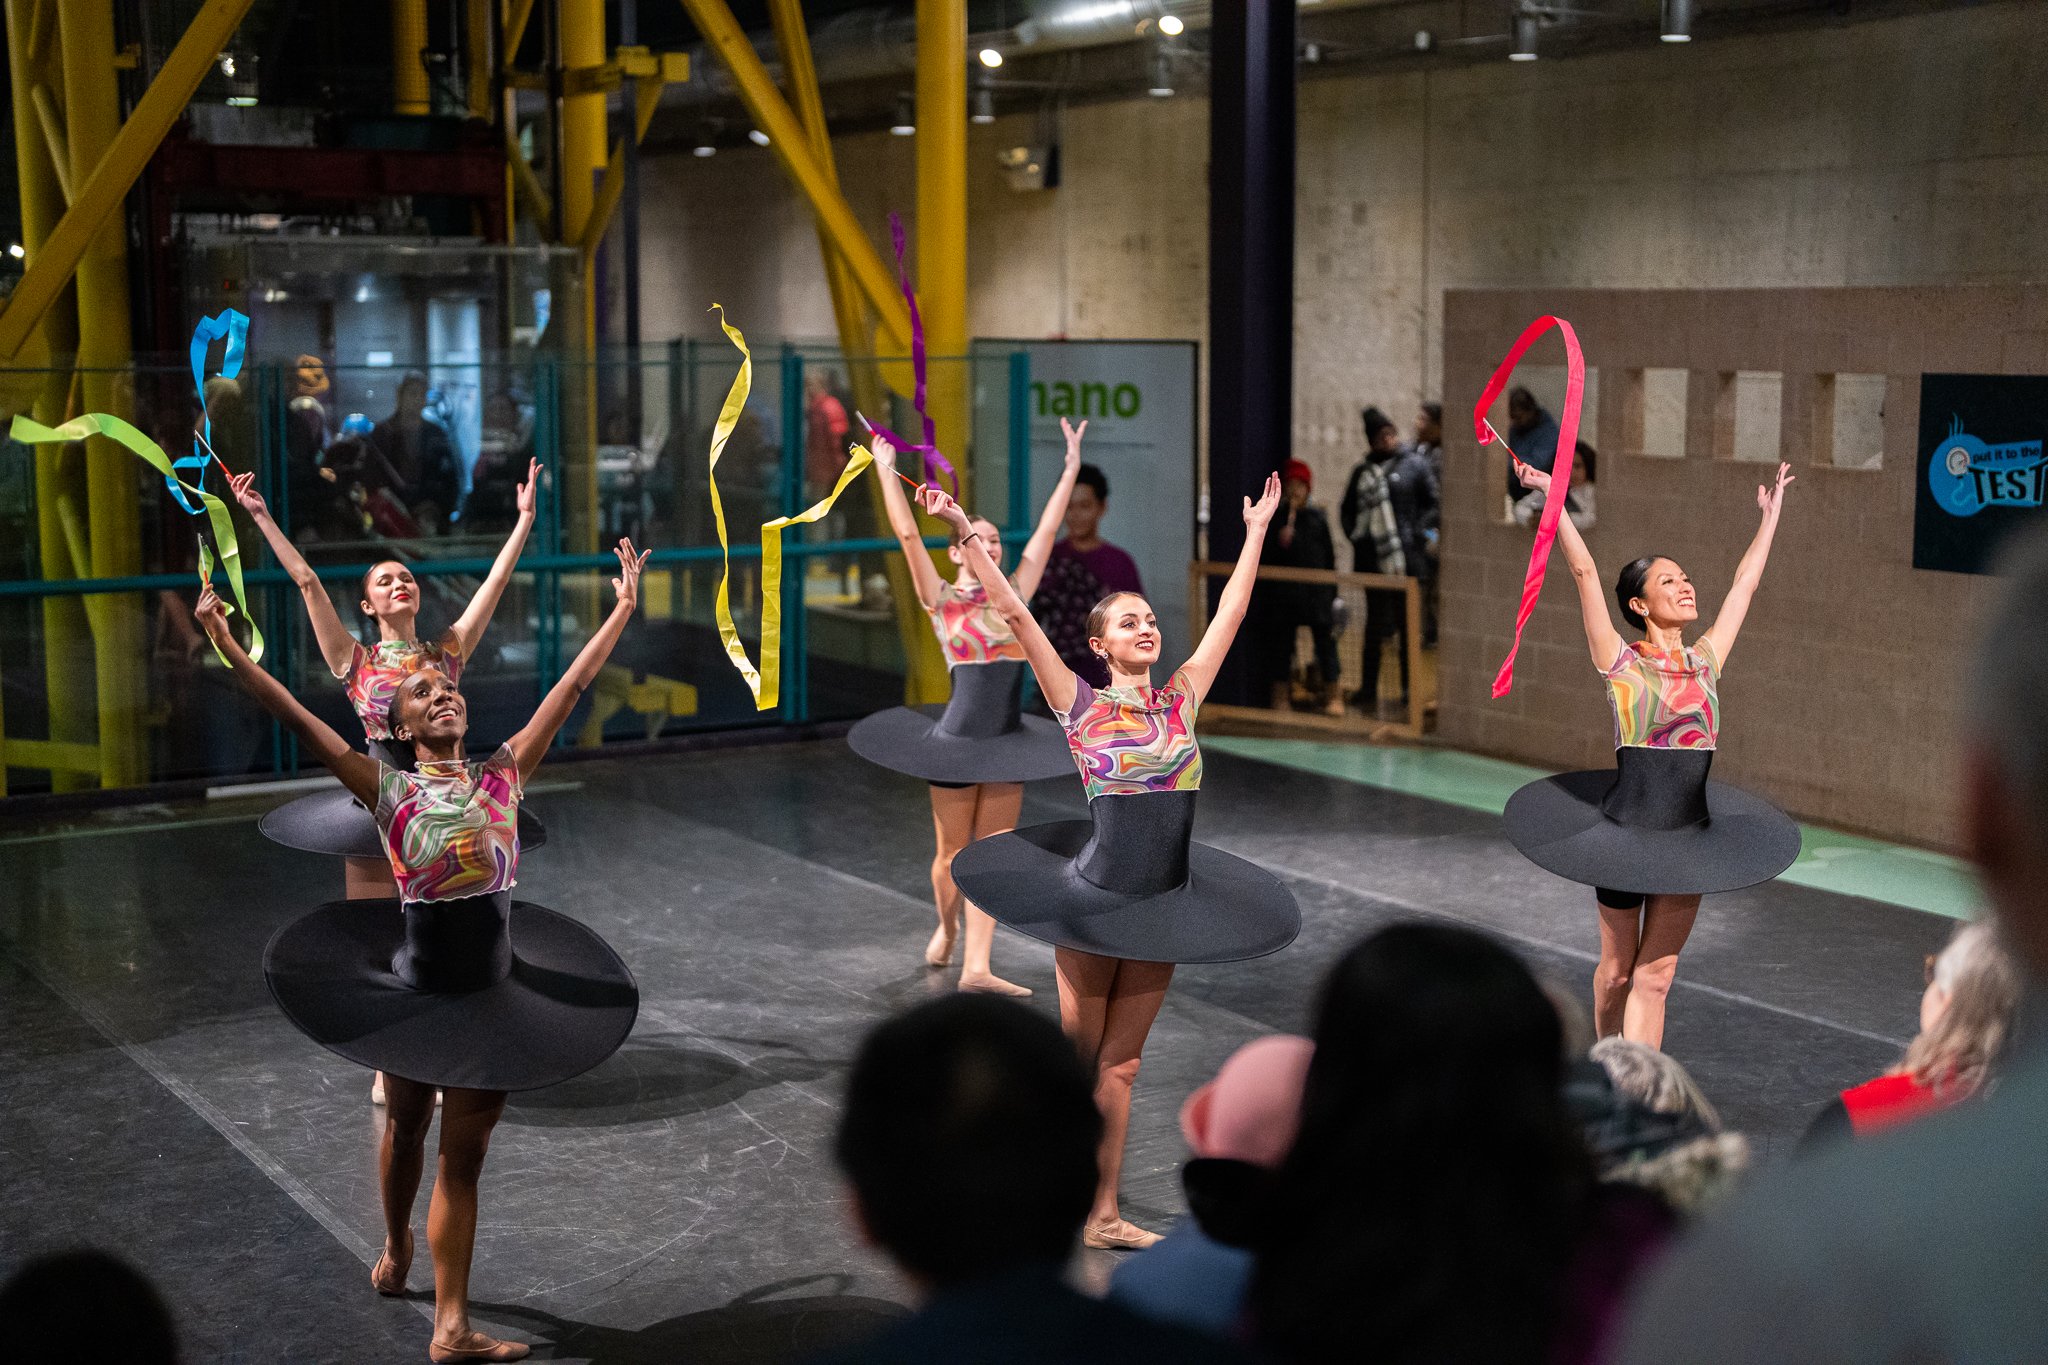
[11, 412, 265, 664]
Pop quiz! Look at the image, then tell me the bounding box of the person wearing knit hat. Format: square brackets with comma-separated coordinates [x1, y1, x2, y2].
[1109, 1035, 1315, 1336]
[1340, 407, 1438, 714]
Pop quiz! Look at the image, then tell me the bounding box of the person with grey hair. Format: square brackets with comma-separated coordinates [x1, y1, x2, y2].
[1587, 1039, 1751, 1214]
[1799, 919, 2022, 1150]
[1613, 526, 2048, 1365]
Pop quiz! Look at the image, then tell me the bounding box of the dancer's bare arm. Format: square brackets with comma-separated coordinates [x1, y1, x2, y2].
[918, 485, 1078, 717]
[1180, 474, 1283, 705]
[869, 433, 946, 612]
[445, 459, 541, 660]
[1012, 418, 1086, 600]
[508, 538, 649, 781]
[1703, 463, 1793, 668]
[1515, 458, 1623, 670]
[229, 472, 357, 677]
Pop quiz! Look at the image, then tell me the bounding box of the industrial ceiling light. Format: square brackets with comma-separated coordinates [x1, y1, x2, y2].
[693, 140, 717, 157]
[748, 128, 771, 146]
[1661, 0, 1694, 41]
[1510, 10, 1539, 60]
[7, 243, 23, 259]
[1157, 13, 1184, 36]
[891, 95, 917, 135]
[971, 87, 996, 123]
[1148, 49, 1174, 96]
[978, 47, 1004, 67]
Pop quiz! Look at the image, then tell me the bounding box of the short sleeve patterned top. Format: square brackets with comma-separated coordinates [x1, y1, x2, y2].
[1601, 638, 1721, 750]
[1060, 668, 1204, 800]
[374, 744, 522, 904]
[341, 638, 464, 741]
[928, 579, 1027, 668]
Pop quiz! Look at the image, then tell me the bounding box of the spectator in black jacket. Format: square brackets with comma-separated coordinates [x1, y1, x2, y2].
[1505, 386, 1564, 500]
[1254, 459, 1342, 713]
[1341, 408, 1439, 711]
[370, 373, 463, 533]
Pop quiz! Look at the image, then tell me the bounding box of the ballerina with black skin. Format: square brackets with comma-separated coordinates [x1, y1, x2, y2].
[192, 537, 649, 1365]
[231, 464, 549, 888]
[915, 474, 1301, 1251]
[1502, 456, 1801, 1049]
[845, 420, 1087, 996]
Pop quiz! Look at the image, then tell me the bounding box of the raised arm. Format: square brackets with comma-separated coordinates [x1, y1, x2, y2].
[916, 484, 1078, 718]
[1012, 418, 1086, 600]
[507, 538, 649, 781]
[1702, 462, 1793, 668]
[866, 431, 946, 612]
[443, 458, 540, 660]
[1515, 457, 1623, 670]
[1180, 473, 1283, 704]
[193, 580, 379, 805]
[229, 472, 357, 677]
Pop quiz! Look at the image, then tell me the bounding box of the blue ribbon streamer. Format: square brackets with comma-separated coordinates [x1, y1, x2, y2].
[175, 310, 248, 513]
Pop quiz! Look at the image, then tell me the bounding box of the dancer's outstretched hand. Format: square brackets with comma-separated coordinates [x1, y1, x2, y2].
[1758, 462, 1794, 518]
[193, 579, 228, 640]
[228, 470, 270, 519]
[1060, 417, 1087, 475]
[1513, 457, 1551, 494]
[1244, 472, 1283, 534]
[611, 537, 651, 611]
[916, 483, 973, 533]
[516, 459, 543, 517]
[868, 429, 899, 475]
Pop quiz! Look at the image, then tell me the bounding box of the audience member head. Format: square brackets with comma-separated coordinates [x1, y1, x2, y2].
[0, 1250, 178, 1364]
[1066, 461, 1110, 541]
[1901, 919, 2023, 1098]
[1508, 385, 1541, 429]
[1416, 402, 1443, 446]
[1282, 460, 1314, 509]
[1589, 1038, 1750, 1213]
[394, 372, 429, 422]
[835, 995, 1101, 1289]
[292, 354, 329, 400]
[1573, 440, 1597, 487]
[1361, 406, 1400, 455]
[1181, 1034, 1315, 1169]
[1967, 529, 2048, 981]
[1251, 923, 1592, 1364]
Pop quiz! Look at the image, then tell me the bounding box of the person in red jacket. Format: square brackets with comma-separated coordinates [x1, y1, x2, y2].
[1800, 919, 2023, 1149]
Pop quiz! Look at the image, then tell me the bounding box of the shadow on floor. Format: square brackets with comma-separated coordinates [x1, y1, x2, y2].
[474, 1273, 908, 1363]
[504, 1035, 838, 1129]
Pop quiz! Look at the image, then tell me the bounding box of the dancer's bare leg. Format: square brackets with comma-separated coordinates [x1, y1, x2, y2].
[1593, 901, 1643, 1040]
[1620, 894, 1701, 1050]
[926, 785, 979, 967]
[958, 783, 1029, 996]
[374, 1075, 433, 1294]
[424, 1087, 523, 1361]
[1080, 957, 1175, 1243]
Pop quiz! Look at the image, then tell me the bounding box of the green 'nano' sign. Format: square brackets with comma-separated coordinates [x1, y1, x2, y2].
[1031, 380, 1142, 419]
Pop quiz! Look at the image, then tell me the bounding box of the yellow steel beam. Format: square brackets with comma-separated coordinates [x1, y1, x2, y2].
[0, 0, 260, 361]
[2, 739, 106, 776]
[916, 0, 970, 499]
[393, 0, 431, 115]
[766, 0, 949, 704]
[506, 123, 553, 233]
[7, 0, 89, 789]
[61, 0, 146, 787]
[506, 0, 538, 61]
[678, 0, 912, 351]
[29, 85, 72, 203]
[577, 77, 665, 256]
[466, 0, 493, 120]
[563, 0, 607, 570]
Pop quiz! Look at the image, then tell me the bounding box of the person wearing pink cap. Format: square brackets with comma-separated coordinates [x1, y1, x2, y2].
[1108, 1035, 1315, 1337]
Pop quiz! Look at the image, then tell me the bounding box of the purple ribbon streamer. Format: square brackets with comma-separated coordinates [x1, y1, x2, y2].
[867, 212, 959, 498]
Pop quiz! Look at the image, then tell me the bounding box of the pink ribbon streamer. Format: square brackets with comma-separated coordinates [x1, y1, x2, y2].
[862, 213, 960, 498]
[1471, 315, 1585, 699]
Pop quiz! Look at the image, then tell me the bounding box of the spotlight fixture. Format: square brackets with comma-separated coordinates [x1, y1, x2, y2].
[1148, 49, 1173, 97]
[748, 127, 771, 146]
[971, 87, 995, 123]
[978, 47, 1004, 68]
[891, 95, 916, 136]
[1510, 10, 1539, 60]
[1157, 13, 1184, 36]
[1661, 0, 1693, 42]
[1413, 29, 1434, 51]
[693, 141, 717, 157]
[7, 243, 23, 259]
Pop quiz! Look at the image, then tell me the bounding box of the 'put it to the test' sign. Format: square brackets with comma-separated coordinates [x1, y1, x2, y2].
[1914, 373, 2048, 575]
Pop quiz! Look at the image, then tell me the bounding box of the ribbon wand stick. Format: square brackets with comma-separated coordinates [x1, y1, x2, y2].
[855, 410, 928, 492]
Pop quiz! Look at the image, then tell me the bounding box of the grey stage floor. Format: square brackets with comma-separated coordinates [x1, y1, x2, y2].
[0, 740, 1954, 1362]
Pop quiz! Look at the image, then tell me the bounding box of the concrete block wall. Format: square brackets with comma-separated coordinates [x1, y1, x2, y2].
[1438, 286, 2048, 852]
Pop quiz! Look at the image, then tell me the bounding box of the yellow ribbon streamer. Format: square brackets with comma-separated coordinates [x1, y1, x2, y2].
[11, 412, 265, 664]
[707, 305, 873, 711]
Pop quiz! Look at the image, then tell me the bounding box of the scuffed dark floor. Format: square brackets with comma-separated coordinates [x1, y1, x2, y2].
[0, 741, 1951, 1362]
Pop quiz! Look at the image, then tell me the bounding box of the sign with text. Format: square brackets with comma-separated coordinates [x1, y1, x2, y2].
[1915, 373, 2048, 575]
[976, 339, 1199, 663]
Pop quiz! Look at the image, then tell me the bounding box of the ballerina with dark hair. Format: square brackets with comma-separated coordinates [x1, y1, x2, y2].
[232, 464, 548, 891]
[844, 422, 1086, 995]
[1501, 457, 1800, 1048]
[915, 474, 1300, 1250]
[191, 538, 648, 1364]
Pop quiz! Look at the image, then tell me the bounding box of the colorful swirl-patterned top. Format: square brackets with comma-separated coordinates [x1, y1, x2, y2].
[375, 744, 522, 903]
[1602, 638, 1721, 749]
[1061, 668, 1203, 799]
[342, 637, 465, 741]
[929, 578, 1027, 668]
